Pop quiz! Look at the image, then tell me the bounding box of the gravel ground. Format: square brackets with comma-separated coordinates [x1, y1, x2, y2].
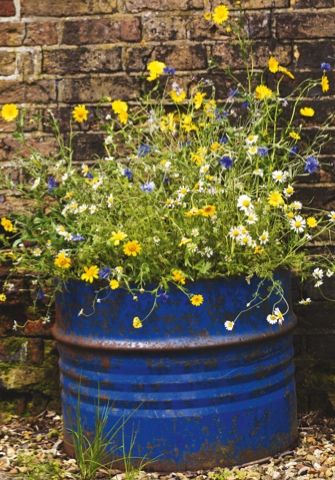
[0, 411, 335, 479]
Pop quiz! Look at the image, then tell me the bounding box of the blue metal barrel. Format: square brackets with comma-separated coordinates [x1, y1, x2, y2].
[53, 271, 298, 471]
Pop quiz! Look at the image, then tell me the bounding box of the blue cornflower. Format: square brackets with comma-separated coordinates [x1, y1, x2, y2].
[228, 87, 239, 98]
[99, 267, 111, 279]
[290, 146, 299, 155]
[258, 147, 269, 157]
[164, 66, 176, 75]
[241, 101, 249, 109]
[219, 134, 228, 144]
[215, 109, 228, 120]
[138, 144, 151, 157]
[85, 172, 94, 179]
[141, 181, 155, 192]
[321, 62, 331, 72]
[158, 291, 169, 303]
[304, 155, 319, 174]
[47, 176, 58, 191]
[123, 168, 133, 180]
[71, 233, 85, 242]
[37, 289, 45, 301]
[219, 156, 233, 169]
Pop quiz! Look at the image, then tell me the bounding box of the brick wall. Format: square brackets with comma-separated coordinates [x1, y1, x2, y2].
[0, 0, 335, 413]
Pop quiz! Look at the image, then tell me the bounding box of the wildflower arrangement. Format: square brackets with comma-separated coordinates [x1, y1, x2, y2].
[0, 5, 334, 330]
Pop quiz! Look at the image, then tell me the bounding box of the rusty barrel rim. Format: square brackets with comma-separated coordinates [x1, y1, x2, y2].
[51, 315, 297, 351]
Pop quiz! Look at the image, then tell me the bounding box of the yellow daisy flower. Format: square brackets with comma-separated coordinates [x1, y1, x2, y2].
[123, 240, 141, 257]
[268, 56, 279, 73]
[268, 191, 284, 207]
[110, 230, 127, 246]
[300, 106, 315, 117]
[72, 105, 89, 123]
[212, 5, 229, 25]
[132, 316, 143, 328]
[147, 60, 166, 81]
[321, 74, 329, 93]
[278, 65, 295, 80]
[170, 89, 186, 104]
[171, 269, 186, 285]
[193, 91, 206, 110]
[200, 205, 217, 217]
[190, 294, 204, 306]
[111, 99, 128, 114]
[289, 131, 301, 141]
[109, 279, 120, 290]
[255, 85, 273, 100]
[1, 104, 19, 122]
[1, 217, 14, 232]
[0, 293, 7, 302]
[54, 252, 72, 269]
[307, 217, 318, 228]
[81, 265, 99, 283]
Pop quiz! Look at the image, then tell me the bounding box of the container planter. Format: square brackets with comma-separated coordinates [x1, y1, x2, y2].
[52, 270, 298, 472]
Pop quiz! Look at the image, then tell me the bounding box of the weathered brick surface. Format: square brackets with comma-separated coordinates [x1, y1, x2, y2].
[62, 17, 141, 45]
[21, 0, 117, 16]
[42, 47, 122, 74]
[0, 0, 334, 413]
[0, 0, 16, 16]
[124, 0, 204, 12]
[276, 12, 335, 39]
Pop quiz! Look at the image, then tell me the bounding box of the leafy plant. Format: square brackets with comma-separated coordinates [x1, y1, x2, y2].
[0, 3, 334, 329]
[15, 452, 65, 480]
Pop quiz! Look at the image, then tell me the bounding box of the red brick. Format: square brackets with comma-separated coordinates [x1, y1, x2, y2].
[124, 44, 207, 71]
[189, 12, 270, 41]
[58, 75, 141, 103]
[276, 12, 335, 39]
[0, 52, 17, 76]
[214, 0, 288, 6]
[0, 23, 24, 46]
[0, 0, 15, 16]
[21, 0, 117, 16]
[213, 42, 291, 69]
[0, 80, 56, 103]
[291, 0, 333, 7]
[24, 22, 59, 46]
[143, 15, 187, 41]
[42, 47, 122, 75]
[125, 0, 203, 12]
[62, 17, 141, 45]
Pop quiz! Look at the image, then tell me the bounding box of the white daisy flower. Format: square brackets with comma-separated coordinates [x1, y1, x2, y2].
[290, 201, 302, 211]
[326, 269, 334, 278]
[314, 280, 323, 288]
[237, 194, 253, 213]
[299, 298, 311, 305]
[237, 234, 253, 247]
[253, 168, 264, 177]
[312, 268, 324, 280]
[177, 186, 190, 199]
[266, 313, 277, 325]
[273, 307, 284, 325]
[246, 134, 259, 145]
[290, 215, 306, 233]
[272, 170, 289, 183]
[246, 212, 258, 225]
[224, 320, 234, 331]
[247, 145, 258, 156]
[283, 185, 294, 198]
[259, 230, 269, 244]
[328, 211, 335, 222]
[229, 226, 241, 240]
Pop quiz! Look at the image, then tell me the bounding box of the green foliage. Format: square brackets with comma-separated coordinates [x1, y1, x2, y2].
[1, 5, 334, 328]
[15, 452, 65, 480]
